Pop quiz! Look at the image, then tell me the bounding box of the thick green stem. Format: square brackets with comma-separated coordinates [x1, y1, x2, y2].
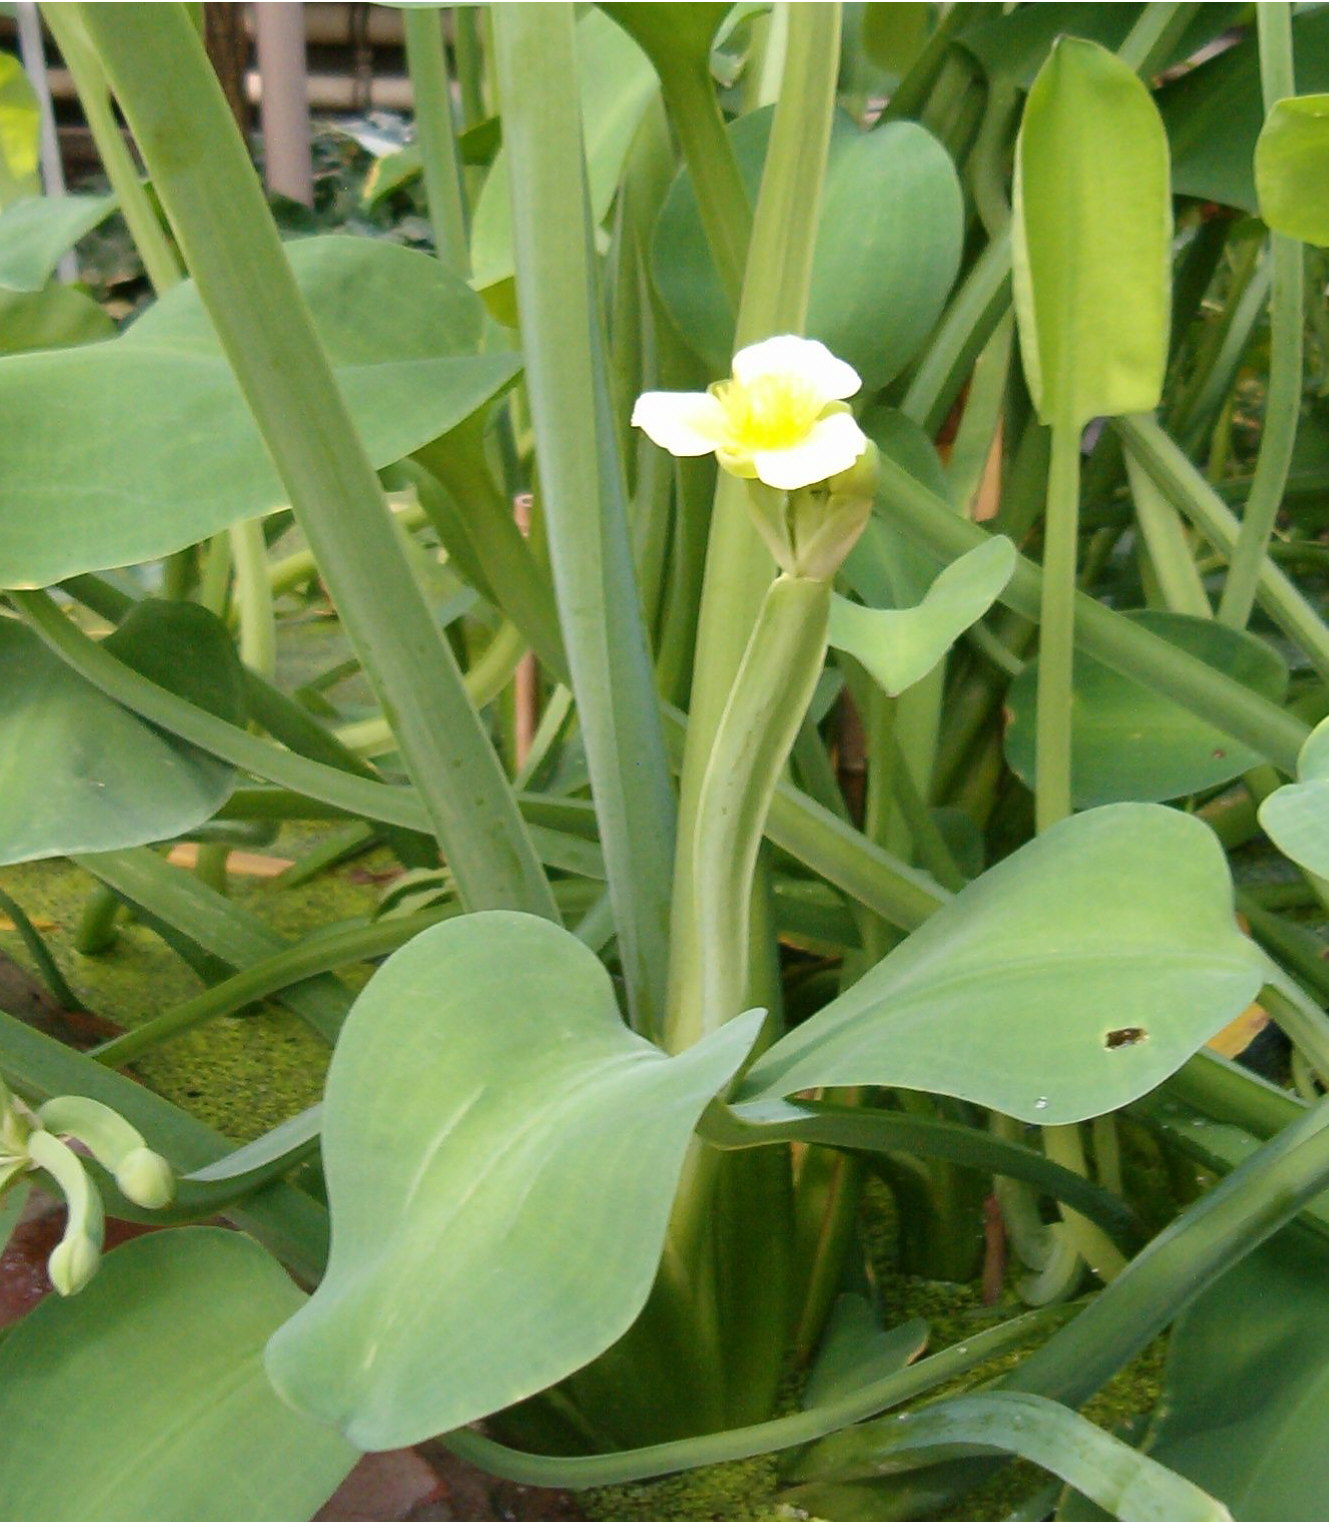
[657, 59, 751, 313]
[693, 576, 830, 1040]
[402, 6, 470, 277]
[1035, 424, 1081, 832]
[879, 453, 1310, 771]
[495, 5, 677, 1034]
[228, 518, 276, 677]
[667, 2, 841, 1048]
[1218, 2, 1302, 626]
[1116, 412, 1329, 682]
[78, 4, 555, 920]
[42, 6, 183, 293]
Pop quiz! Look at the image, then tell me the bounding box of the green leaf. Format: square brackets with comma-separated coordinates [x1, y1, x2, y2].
[0, 600, 246, 865]
[1256, 94, 1329, 246]
[0, 283, 115, 352]
[652, 109, 963, 394]
[787, 1390, 1231, 1521]
[1162, 9, 1329, 213]
[0, 191, 118, 290]
[470, 8, 658, 324]
[266, 911, 762, 1449]
[828, 535, 1015, 698]
[860, 4, 931, 76]
[1061, 1232, 1329, 1522]
[802, 1299, 928, 1410]
[1012, 37, 1171, 428]
[960, 4, 1244, 90]
[0, 234, 519, 589]
[0, 1228, 357, 1522]
[598, 3, 729, 77]
[1258, 714, 1329, 878]
[738, 804, 1267, 1125]
[1004, 611, 1289, 807]
[0, 53, 39, 210]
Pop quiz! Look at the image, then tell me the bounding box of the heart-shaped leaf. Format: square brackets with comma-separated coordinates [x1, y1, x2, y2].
[0, 235, 520, 588]
[828, 535, 1015, 697]
[1259, 714, 1329, 878]
[0, 599, 245, 864]
[266, 911, 762, 1449]
[1004, 611, 1289, 807]
[0, 1228, 357, 1522]
[652, 110, 963, 394]
[1013, 37, 1171, 428]
[738, 804, 1268, 1125]
[0, 191, 118, 291]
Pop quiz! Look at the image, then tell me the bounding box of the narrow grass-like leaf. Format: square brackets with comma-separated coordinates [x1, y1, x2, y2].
[0, 1230, 357, 1522]
[492, 5, 676, 1035]
[739, 805, 1268, 1124]
[266, 912, 761, 1449]
[785, 1390, 1231, 1521]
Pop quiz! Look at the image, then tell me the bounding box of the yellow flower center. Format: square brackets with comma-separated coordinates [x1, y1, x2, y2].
[712, 373, 825, 452]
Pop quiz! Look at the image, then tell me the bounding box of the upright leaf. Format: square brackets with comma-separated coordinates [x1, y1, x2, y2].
[0, 191, 118, 291]
[738, 805, 1267, 1124]
[1255, 94, 1329, 246]
[1013, 37, 1171, 428]
[0, 1229, 357, 1522]
[0, 53, 39, 209]
[266, 913, 762, 1449]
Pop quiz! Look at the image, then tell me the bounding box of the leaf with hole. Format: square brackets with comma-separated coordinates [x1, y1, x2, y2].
[266, 911, 763, 1449]
[0, 235, 520, 588]
[1004, 611, 1289, 807]
[0, 599, 246, 865]
[0, 1228, 358, 1522]
[738, 804, 1267, 1125]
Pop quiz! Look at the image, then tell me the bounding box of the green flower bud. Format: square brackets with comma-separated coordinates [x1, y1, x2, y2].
[115, 1145, 176, 1210]
[47, 1232, 101, 1297]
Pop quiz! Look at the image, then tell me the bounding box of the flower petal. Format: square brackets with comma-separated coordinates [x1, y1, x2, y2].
[732, 336, 862, 402]
[630, 391, 728, 457]
[752, 411, 868, 491]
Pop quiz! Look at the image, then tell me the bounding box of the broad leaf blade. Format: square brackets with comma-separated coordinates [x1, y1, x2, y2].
[0, 283, 115, 352]
[1062, 1232, 1329, 1522]
[1258, 714, 1329, 877]
[739, 805, 1267, 1125]
[266, 911, 762, 1449]
[653, 111, 963, 394]
[0, 236, 519, 587]
[828, 535, 1015, 697]
[0, 191, 118, 290]
[1256, 94, 1329, 247]
[0, 600, 245, 864]
[1005, 611, 1289, 806]
[0, 1229, 357, 1522]
[1013, 37, 1171, 427]
[0, 54, 39, 210]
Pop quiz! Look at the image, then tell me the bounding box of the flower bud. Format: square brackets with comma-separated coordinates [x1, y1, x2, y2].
[115, 1146, 176, 1210]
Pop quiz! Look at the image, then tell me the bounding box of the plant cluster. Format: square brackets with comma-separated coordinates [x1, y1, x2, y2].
[2, 5, 1329, 1521]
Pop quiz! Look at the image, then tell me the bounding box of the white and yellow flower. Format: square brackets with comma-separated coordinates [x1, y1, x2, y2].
[631, 335, 868, 492]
